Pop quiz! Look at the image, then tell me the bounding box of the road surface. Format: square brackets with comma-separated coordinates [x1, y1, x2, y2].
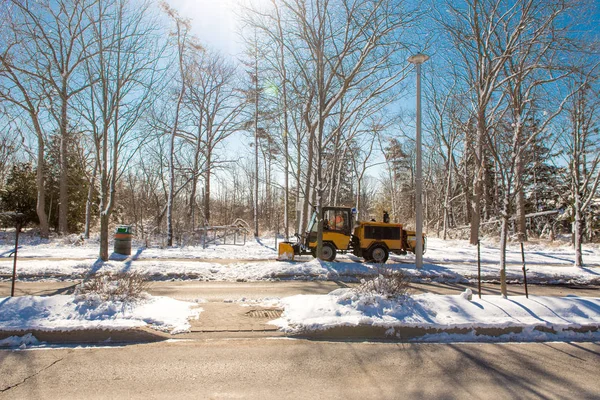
[1, 339, 599, 399]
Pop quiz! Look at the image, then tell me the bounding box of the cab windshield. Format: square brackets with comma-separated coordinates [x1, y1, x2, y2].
[307, 212, 317, 233]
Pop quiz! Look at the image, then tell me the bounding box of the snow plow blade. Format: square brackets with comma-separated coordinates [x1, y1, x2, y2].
[277, 242, 295, 261]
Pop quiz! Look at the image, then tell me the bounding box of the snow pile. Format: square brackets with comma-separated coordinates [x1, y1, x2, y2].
[0, 333, 40, 348]
[271, 290, 600, 341]
[0, 295, 202, 334]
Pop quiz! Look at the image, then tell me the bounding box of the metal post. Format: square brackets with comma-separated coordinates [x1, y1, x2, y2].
[477, 239, 481, 299]
[415, 62, 423, 270]
[275, 216, 279, 250]
[408, 54, 429, 270]
[11, 223, 21, 297]
[521, 242, 528, 298]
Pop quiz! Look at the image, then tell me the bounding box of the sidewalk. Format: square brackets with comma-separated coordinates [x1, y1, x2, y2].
[2, 281, 599, 345]
[178, 303, 286, 340]
[0, 301, 286, 345]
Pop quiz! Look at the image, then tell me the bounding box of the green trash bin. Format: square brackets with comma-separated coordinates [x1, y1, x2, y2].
[114, 225, 133, 255]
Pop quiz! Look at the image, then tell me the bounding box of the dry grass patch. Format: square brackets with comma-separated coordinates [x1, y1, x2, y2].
[355, 266, 411, 299]
[75, 272, 149, 304]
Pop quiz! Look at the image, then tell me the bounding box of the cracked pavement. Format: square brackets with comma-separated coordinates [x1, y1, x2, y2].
[1, 354, 63, 395]
[1, 341, 599, 399]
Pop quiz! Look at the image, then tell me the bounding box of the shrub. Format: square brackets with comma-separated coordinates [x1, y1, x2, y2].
[75, 272, 149, 304]
[355, 266, 411, 299]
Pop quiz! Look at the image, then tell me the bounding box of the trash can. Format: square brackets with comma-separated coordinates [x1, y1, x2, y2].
[114, 225, 133, 255]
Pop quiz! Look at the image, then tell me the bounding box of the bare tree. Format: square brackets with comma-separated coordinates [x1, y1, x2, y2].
[246, 0, 417, 258]
[162, 2, 196, 247]
[80, 0, 163, 260]
[560, 77, 600, 267]
[182, 50, 242, 228]
[438, 0, 539, 245]
[0, 3, 53, 237]
[5, 0, 101, 234]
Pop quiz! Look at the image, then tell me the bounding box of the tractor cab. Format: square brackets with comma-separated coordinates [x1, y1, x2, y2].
[277, 206, 354, 261]
[305, 207, 353, 246]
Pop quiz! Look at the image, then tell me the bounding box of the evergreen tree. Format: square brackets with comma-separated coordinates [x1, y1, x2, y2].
[0, 163, 38, 225]
[45, 133, 90, 233]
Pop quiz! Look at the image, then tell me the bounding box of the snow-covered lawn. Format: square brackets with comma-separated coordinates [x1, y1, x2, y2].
[1, 235, 599, 284]
[271, 289, 600, 342]
[0, 294, 201, 335]
[0, 233, 278, 260]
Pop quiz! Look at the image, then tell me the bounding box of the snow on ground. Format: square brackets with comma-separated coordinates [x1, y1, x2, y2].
[420, 237, 600, 267]
[0, 235, 599, 284]
[0, 295, 202, 334]
[0, 232, 277, 260]
[0, 333, 40, 348]
[271, 289, 600, 342]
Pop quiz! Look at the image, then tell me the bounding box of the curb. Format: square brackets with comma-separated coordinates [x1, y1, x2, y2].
[3, 273, 599, 286]
[290, 324, 600, 341]
[0, 327, 170, 345]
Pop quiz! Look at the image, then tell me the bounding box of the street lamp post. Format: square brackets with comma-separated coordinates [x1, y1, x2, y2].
[408, 53, 429, 270]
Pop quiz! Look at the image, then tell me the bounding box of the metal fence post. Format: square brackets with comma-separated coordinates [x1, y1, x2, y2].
[521, 242, 529, 298]
[477, 239, 481, 299]
[11, 223, 21, 297]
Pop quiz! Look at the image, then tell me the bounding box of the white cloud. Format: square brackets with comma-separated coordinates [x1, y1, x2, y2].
[164, 0, 270, 56]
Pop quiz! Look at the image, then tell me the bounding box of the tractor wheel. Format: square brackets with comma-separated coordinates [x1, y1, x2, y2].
[369, 244, 389, 264]
[320, 242, 337, 262]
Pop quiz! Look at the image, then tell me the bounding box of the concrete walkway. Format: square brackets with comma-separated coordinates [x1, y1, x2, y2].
[188, 302, 282, 334]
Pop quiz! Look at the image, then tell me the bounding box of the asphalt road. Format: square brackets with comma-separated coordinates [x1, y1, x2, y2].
[1, 280, 599, 300]
[1, 339, 599, 399]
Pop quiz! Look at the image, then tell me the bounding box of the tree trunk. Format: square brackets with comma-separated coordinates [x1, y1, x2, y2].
[35, 136, 49, 238]
[100, 213, 110, 261]
[166, 84, 185, 246]
[204, 151, 212, 225]
[189, 124, 203, 231]
[166, 126, 176, 246]
[442, 157, 452, 240]
[315, 125, 324, 260]
[470, 113, 485, 245]
[499, 201, 509, 298]
[58, 90, 69, 234]
[301, 127, 315, 235]
[253, 75, 260, 237]
[515, 150, 527, 242]
[296, 127, 302, 234]
[84, 163, 97, 239]
[574, 193, 583, 267]
[284, 127, 289, 240]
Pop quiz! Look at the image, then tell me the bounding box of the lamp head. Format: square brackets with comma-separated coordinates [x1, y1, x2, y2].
[408, 53, 430, 65]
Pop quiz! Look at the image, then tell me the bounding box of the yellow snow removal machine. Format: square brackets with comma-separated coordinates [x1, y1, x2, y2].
[277, 207, 425, 263]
